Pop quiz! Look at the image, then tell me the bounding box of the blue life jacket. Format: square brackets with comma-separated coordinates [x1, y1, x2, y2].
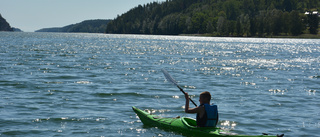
[204, 103, 219, 127]
[197, 103, 219, 127]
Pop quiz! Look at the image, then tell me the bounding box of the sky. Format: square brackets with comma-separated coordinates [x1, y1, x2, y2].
[0, 0, 166, 32]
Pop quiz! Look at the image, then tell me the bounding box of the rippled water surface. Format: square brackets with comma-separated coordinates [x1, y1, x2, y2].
[0, 32, 319, 137]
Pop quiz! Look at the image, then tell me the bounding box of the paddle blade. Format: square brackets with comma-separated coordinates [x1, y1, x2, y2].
[161, 69, 178, 86]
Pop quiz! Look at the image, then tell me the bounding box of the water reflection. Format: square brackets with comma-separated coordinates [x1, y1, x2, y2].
[220, 120, 237, 130]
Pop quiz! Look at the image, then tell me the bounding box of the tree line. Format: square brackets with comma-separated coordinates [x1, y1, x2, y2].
[106, 0, 320, 36]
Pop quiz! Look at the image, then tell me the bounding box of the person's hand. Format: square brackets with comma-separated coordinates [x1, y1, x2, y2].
[184, 92, 189, 100]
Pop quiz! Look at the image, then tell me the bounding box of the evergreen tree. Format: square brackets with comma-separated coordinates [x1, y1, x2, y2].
[289, 11, 303, 36]
[307, 12, 319, 34]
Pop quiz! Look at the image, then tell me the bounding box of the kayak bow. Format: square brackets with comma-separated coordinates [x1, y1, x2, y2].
[132, 106, 283, 137]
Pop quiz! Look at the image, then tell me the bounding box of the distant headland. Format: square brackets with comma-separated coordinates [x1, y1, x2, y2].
[0, 14, 14, 31]
[35, 19, 111, 33]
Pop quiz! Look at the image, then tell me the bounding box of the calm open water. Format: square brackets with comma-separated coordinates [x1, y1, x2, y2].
[0, 32, 319, 137]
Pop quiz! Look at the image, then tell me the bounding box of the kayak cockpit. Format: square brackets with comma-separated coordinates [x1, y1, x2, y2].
[182, 117, 218, 128]
[181, 117, 197, 127]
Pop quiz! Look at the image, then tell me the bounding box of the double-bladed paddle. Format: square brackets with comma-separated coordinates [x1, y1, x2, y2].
[161, 69, 197, 107]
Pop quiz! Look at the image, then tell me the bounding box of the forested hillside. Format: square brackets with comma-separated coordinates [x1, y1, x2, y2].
[106, 0, 320, 37]
[36, 19, 111, 33]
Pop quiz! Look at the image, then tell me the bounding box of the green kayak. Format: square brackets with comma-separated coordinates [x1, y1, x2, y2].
[132, 106, 283, 137]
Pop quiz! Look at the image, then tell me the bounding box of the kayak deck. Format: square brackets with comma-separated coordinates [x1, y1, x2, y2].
[132, 106, 283, 137]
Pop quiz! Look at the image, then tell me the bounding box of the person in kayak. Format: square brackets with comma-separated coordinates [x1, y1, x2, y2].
[184, 91, 218, 127]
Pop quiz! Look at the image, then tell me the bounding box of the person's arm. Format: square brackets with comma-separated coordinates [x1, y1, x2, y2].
[184, 92, 190, 113]
[184, 92, 201, 113]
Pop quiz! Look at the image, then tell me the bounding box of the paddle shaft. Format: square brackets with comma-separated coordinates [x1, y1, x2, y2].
[177, 86, 197, 107]
[161, 69, 197, 107]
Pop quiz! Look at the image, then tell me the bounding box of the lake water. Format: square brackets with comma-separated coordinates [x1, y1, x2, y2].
[0, 32, 319, 137]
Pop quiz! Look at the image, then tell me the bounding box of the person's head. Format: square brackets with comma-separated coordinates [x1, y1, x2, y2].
[199, 91, 211, 104]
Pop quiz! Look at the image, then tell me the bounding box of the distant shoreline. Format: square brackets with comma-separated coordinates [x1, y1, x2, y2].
[3, 31, 320, 39]
[179, 33, 320, 39]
